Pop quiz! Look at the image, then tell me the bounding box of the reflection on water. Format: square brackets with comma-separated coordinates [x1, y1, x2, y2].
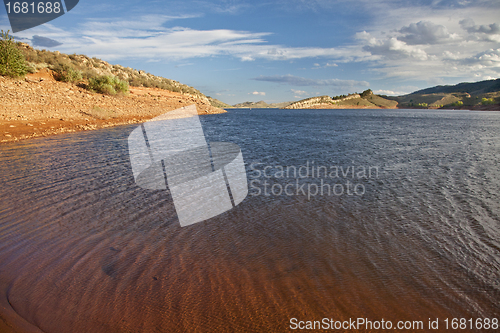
[0, 109, 499, 332]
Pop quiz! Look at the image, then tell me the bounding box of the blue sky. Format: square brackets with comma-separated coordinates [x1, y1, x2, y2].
[1, 0, 500, 104]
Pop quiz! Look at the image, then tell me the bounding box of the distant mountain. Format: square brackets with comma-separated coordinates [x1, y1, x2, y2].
[233, 100, 294, 108]
[410, 78, 500, 95]
[389, 78, 500, 109]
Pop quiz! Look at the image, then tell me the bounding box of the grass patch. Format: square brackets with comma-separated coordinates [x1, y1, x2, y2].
[336, 97, 376, 107]
[429, 94, 461, 107]
[364, 94, 398, 108]
[82, 106, 117, 120]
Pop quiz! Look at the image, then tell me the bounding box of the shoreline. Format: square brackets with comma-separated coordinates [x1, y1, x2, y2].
[0, 72, 226, 144]
[2, 71, 499, 144]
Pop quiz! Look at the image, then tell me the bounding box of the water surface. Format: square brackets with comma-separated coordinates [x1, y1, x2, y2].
[0, 109, 499, 332]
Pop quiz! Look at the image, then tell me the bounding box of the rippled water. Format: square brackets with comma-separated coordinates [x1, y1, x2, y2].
[0, 109, 499, 332]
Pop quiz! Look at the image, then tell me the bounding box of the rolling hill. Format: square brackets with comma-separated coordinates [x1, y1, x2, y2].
[411, 79, 500, 95]
[388, 78, 500, 109]
[283, 90, 398, 109]
[226, 79, 499, 111]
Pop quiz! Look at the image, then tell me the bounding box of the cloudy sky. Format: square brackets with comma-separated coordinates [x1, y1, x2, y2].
[1, 0, 499, 104]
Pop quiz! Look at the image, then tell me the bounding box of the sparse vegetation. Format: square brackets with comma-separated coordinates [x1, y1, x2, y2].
[81, 106, 117, 120]
[13, 42, 207, 98]
[0, 30, 29, 78]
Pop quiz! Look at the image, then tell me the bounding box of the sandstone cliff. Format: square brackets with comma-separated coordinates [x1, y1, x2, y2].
[284, 94, 361, 109]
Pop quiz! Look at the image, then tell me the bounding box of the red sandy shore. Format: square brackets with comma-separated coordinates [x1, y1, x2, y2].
[0, 70, 225, 144]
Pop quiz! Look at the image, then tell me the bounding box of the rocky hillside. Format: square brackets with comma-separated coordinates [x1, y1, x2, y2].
[0, 70, 225, 143]
[16, 42, 216, 105]
[233, 100, 293, 108]
[284, 96, 336, 109]
[283, 91, 397, 109]
[0, 37, 229, 143]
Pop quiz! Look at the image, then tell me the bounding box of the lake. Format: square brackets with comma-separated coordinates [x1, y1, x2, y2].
[0, 108, 499, 332]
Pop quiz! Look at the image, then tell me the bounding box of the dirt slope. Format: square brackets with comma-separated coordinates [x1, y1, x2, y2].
[0, 69, 225, 143]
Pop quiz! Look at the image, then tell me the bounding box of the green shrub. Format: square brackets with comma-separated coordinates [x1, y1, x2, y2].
[481, 98, 495, 105]
[452, 101, 463, 107]
[88, 75, 129, 95]
[0, 30, 29, 78]
[63, 67, 82, 82]
[114, 78, 128, 93]
[53, 63, 82, 82]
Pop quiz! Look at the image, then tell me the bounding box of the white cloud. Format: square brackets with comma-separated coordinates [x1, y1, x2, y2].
[291, 89, 309, 97]
[461, 48, 500, 72]
[359, 33, 429, 60]
[254, 74, 369, 87]
[398, 21, 458, 45]
[374, 89, 410, 96]
[5, 2, 499, 86]
[442, 50, 462, 60]
[459, 19, 500, 42]
[251, 91, 266, 96]
[312, 62, 338, 69]
[352, 7, 500, 81]
[291, 89, 308, 95]
[8, 16, 365, 63]
[460, 19, 500, 35]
